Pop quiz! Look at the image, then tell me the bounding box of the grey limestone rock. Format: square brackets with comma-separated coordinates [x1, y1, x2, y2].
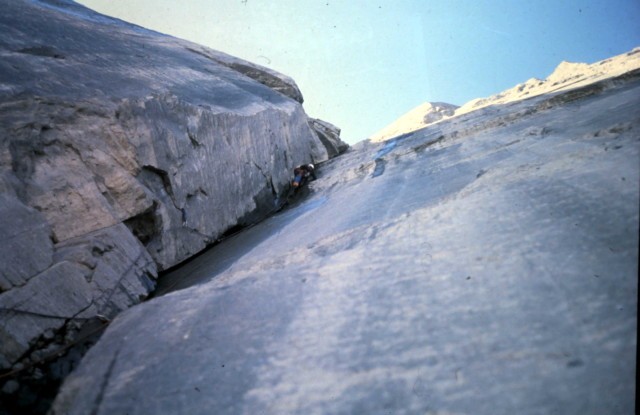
[186, 45, 306, 104]
[0, 194, 53, 291]
[51, 58, 639, 415]
[309, 118, 349, 158]
[0, 222, 156, 367]
[0, 0, 342, 408]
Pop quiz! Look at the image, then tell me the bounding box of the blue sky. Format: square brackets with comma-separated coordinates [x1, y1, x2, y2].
[77, 0, 640, 144]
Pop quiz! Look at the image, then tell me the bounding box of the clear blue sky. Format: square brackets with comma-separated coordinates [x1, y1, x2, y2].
[76, 0, 640, 144]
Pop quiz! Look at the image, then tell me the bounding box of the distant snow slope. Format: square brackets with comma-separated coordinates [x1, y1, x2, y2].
[371, 47, 640, 142]
[369, 102, 458, 142]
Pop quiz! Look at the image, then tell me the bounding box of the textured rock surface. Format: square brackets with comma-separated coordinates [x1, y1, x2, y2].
[0, 0, 344, 411]
[52, 58, 638, 414]
[308, 118, 349, 158]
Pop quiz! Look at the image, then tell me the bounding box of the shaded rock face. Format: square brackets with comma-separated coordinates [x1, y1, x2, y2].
[51, 57, 639, 414]
[308, 118, 349, 158]
[0, 0, 344, 411]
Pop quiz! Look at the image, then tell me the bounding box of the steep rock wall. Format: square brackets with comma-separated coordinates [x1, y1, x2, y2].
[0, 0, 344, 406]
[50, 60, 640, 415]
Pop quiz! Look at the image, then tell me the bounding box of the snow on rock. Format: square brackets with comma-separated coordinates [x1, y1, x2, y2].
[0, 0, 345, 409]
[52, 54, 639, 415]
[456, 47, 640, 115]
[372, 47, 640, 142]
[370, 102, 459, 142]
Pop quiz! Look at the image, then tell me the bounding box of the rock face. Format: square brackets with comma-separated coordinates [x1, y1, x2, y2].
[371, 48, 640, 141]
[52, 52, 638, 414]
[308, 118, 349, 158]
[0, 0, 344, 411]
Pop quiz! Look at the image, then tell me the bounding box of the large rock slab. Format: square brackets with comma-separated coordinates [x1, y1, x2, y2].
[51, 61, 639, 414]
[0, 0, 344, 411]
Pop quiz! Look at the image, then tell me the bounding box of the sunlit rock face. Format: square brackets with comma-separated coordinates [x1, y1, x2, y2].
[52, 51, 638, 415]
[0, 0, 343, 408]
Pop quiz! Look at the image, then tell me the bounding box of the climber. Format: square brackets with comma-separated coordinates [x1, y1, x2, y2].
[292, 163, 316, 189]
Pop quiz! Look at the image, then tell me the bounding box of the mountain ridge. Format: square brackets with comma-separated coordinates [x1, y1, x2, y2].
[370, 47, 640, 142]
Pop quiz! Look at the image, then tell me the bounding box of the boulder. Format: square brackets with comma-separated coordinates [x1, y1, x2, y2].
[0, 0, 340, 410]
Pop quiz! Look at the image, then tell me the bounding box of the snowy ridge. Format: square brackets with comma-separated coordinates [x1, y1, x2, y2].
[371, 47, 640, 142]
